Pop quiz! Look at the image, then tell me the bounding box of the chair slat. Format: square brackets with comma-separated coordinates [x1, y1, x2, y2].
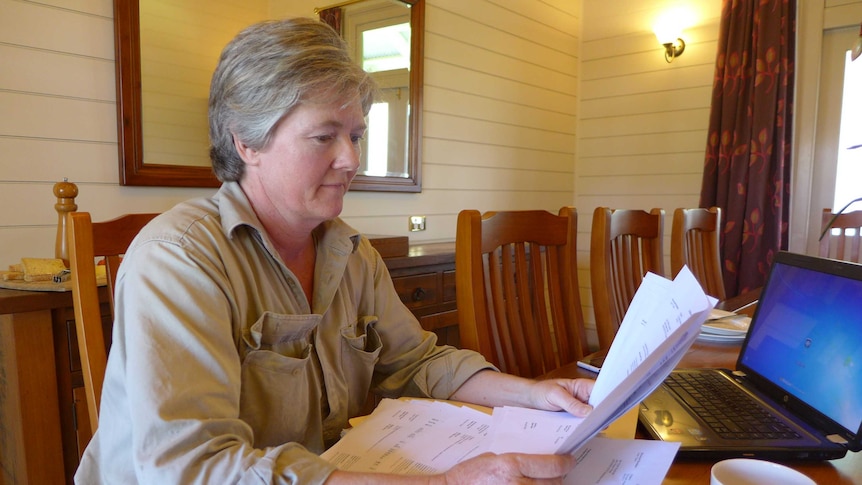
[521, 242, 548, 376]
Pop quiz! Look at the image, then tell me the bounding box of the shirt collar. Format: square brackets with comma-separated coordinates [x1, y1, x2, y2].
[215, 181, 361, 254]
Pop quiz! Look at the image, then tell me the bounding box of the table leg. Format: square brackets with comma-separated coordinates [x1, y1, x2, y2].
[0, 310, 66, 484]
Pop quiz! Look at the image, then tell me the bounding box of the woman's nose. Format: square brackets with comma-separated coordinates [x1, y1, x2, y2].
[334, 137, 361, 170]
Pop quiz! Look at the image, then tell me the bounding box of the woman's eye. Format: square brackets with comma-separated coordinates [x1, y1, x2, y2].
[314, 134, 334, 143]
[351, 134, 365, 144]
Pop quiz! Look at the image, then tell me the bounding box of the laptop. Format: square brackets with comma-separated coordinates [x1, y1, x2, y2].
[638, 251, 862, 460]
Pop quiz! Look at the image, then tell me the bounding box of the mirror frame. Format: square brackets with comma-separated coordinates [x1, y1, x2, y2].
[113, 0, 423, 191]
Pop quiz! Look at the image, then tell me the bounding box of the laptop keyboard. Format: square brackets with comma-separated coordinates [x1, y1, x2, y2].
[666, 372, 802, 441]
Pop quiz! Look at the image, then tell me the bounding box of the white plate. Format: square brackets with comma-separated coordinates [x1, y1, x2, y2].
[702, 315, 751, 336]
[697, 331, 747, 343]
[707, 308, 736, 320]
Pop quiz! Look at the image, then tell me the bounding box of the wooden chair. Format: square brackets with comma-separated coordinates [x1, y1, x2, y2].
[819, 208, 862, 263]
[671, 207, 726, 301]
[590, 207, 665, 350]
[67, 211, 159, 442]
[455, 207, 588, 378]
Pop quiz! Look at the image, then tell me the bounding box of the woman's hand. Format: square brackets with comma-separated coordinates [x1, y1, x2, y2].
[439, 452, 576, 484]
[450, 370, 595, 417]
[526, 378, 594, 417]
[326, 452, 576, 484]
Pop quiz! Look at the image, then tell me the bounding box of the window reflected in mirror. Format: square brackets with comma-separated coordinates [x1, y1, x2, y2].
[361, 19, 410, 178]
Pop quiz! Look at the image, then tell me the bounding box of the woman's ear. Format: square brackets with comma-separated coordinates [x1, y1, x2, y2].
[232, 135, 259, 166]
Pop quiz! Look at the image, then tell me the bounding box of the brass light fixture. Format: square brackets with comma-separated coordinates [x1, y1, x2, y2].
[660, 38, 686, 63]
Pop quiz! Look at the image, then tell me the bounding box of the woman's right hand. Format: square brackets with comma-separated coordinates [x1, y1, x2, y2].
[438, 452, 576, 484]
[325, 451, 576, 484]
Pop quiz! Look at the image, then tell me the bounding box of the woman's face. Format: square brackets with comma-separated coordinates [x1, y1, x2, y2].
[237, 97, 367, 231]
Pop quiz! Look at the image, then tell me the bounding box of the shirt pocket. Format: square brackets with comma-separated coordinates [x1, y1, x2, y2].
[240, 312, 324, 450]
[340, 315, 383, 416]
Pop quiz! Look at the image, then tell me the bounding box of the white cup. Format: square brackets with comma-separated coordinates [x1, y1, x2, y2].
[710, 458, 815, 485]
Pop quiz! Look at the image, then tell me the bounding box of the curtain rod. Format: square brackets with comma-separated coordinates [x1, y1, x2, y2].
[313, 0, 367, 14]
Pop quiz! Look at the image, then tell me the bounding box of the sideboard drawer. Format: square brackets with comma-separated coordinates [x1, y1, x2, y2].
[391, 273, 440, 309]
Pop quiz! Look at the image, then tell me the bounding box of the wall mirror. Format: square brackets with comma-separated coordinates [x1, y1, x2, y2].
[113, 0, 423, 191]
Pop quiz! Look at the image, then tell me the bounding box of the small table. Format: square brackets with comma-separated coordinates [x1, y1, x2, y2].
[0, 288, 73, 485]
[0, 284, 110, 485]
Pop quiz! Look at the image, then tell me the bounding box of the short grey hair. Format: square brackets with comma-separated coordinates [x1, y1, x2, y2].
[208, 17, 376, 182]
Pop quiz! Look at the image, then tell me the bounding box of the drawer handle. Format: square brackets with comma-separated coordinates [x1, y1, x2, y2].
[412, 287, 427, 301]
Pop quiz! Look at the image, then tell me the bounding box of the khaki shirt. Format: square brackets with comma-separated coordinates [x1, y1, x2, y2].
[75, 182, 493, 484]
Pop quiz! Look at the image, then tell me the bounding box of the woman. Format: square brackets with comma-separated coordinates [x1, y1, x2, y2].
[75, 17, 594, 484]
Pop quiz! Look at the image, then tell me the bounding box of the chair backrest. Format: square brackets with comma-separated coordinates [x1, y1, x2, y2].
[819, 208, 862, 263]
[67, 211, 158, 441]
[590, 207, 665, 349]
[671, 207, 726, 301]
[455, 207, 588, 378]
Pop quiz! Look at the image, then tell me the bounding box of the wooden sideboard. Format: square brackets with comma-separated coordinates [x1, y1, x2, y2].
[385, 242, 459, 348]
[0, 242, 457, 484]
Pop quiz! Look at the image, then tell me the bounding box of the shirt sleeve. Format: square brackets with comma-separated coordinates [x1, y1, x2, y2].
[354, 238, 498, 400]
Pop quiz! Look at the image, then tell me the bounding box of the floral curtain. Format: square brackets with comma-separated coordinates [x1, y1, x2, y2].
[700, 0, 796, 297]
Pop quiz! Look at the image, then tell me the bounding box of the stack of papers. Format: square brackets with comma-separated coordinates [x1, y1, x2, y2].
[323, 398, 682, 484]
[324, 399, 491, 473]
[698, 308, 751, 343]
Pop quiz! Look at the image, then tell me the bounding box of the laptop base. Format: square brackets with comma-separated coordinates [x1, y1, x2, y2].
[638, 370, 848, 461]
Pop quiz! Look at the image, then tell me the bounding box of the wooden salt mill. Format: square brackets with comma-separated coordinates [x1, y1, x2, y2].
[54, 178, 78, 267]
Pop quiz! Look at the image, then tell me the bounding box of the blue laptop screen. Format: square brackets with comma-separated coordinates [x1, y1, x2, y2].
[739, 259, 862, 433]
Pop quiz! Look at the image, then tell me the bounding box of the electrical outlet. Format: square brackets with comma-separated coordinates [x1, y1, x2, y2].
[409, 215, 426, 232]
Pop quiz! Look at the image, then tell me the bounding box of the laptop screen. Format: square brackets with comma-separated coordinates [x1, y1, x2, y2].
[738, 253, 862, 434]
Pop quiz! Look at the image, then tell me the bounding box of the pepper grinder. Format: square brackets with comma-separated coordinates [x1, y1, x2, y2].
[54, 178, 78, 267]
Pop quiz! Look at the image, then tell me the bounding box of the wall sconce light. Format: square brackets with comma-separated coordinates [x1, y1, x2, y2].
[659, 37, 686, 63]
[654, 14, 687, 63]
[654, 27, 685, 63]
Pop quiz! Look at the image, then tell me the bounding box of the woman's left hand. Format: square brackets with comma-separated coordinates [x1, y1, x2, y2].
[527, 378, 594, 417]
[451, 369, 595, 416]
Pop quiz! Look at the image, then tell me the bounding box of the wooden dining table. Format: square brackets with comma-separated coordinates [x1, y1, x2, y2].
[541, 290, 861, 484]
